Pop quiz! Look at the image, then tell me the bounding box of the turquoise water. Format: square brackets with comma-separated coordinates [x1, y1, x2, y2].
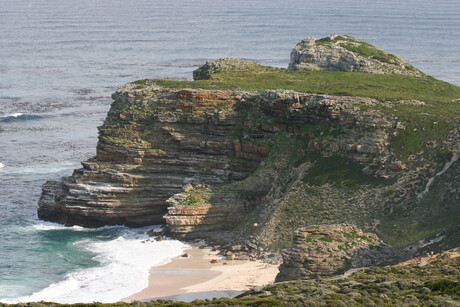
[0, 0, 459, 302]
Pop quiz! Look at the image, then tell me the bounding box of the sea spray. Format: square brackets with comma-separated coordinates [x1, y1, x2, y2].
[1, 225, 187, 304]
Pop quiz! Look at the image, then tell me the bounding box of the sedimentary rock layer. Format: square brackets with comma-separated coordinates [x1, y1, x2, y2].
[37, 86, 270, 227]
[38, 81, 400, 228]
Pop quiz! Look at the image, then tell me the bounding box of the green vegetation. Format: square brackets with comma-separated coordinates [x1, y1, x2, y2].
[150, 68, 458, 104]
[378, 160, 460, 248]
[302, 155, 382, 187]
[179, 187, 211, 207]
[339, 41, 399, 64]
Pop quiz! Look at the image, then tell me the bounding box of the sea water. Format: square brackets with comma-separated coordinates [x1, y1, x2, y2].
[0, 0, 459, 303]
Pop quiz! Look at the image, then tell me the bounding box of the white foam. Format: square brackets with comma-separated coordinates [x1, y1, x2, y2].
[1, 113, 23, 118]
[2, 229, 187, 304]
[29, 221, 136, 232]
[0, 163, 4, 169]
[0, 162, 76, 176]
[30, 221, 86, 231]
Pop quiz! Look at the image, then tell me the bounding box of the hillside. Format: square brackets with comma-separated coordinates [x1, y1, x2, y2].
[38, 36, 460, 268]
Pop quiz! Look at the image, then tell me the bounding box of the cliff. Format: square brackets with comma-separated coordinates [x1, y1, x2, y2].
[38, 86, 271, 227]
[38, 39, 460, 259]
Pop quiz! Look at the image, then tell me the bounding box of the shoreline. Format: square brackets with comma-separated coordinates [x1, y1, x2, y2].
[124, 244, 279, 303]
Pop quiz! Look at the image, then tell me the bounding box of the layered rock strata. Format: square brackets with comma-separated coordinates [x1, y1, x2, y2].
[164, 91, 408, 238]
[275, 225, 384, 282]
[37, 86, 272, 227]
[38, 80, 401, 229]
[289, 34, 424, 77]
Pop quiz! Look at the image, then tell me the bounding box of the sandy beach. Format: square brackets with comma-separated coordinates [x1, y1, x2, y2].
[124, 244, 279, 302]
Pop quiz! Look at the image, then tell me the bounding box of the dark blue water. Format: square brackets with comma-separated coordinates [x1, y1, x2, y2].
[0, 0, 459, 303]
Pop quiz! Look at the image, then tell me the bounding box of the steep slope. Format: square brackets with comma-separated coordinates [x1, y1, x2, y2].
[38, 87, 271, 227]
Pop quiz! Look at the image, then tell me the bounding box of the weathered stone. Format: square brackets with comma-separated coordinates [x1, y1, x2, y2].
[231, 245, 243, 251]
[276, 224, 385, 282]
[288, 35, 424, 77]
[388, 161, 407, 171]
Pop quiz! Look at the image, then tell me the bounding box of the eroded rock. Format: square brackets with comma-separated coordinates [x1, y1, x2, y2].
[288, 35, 424, 77]
[276, 224, 390, 282]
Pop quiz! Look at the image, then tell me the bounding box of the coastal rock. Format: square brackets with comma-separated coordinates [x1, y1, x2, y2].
[276, 225, 386, 282]
[38, 80, 399, 229]
[37, 85, 270, 227]
[288, 35, 424, 77]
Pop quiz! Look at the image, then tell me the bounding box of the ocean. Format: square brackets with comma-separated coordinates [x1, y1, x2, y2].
[0, 0, 459, 303]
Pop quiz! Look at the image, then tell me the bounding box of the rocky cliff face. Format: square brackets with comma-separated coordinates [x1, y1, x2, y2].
[38, 85, 271, 226]
[38, 82, 401, 229]
[289, 35, 424, 77]
[163, 90, 415, 240]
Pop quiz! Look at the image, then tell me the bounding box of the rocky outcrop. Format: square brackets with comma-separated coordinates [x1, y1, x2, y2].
[163, 91, 412, 239]
[276, 225, 388, 282]
[288, 35, 424, 77]
[163, 184, 265, 239]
